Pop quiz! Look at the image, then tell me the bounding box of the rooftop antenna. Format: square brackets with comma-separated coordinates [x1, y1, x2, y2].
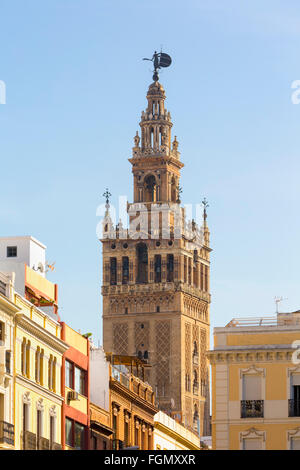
[143, 50, 172, 82]
[274, 296, 288, 314]
[46, 261, 56, 273]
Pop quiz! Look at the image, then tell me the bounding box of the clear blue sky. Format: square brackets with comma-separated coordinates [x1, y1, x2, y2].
[1, 0, 300, 345]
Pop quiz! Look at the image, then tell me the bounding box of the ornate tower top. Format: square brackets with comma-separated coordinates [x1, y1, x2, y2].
[128, 52, 183, 206]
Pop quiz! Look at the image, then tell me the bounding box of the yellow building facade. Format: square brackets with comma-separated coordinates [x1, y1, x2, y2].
[14, 292, 68, 450]
[208, 312, 300, 450]
[0, 273, 18, 449]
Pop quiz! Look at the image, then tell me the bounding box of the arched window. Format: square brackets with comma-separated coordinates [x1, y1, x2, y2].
[167, 254, 174, 282]
[193, 341, 199, 365]
[26, 340, 31, 378]
[122, 257, 129, 285]
[185, 374, 191, 392]
[35, 347, 40, 383]
[48, 355, 53, 390]
[193, 250, 198, 287]
[136, 243, 148, 284]
[171, 176, 177, 202]
[193, 405, 199, 434]
[193, 371, 199, 394]
[144, 175, 156, 202]
[21, 338, 27, 376]
[110, 257, 117, 285]
[154, 255, 161, 283]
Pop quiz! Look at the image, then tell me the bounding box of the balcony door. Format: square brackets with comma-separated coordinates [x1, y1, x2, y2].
[242, 374, 263, 418]
[291, 375, 300, 417]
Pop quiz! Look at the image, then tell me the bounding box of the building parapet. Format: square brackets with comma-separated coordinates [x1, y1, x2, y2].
[225, 312, 300, 328]
[154, 411, 200, 449]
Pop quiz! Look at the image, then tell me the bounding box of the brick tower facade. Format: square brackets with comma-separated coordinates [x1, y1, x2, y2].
[101, 79, 211, 436]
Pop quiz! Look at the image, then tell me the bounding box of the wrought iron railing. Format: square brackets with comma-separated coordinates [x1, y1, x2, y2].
[0, 421, 14, 446]
[111, 366, 130, 389]
[289, 399, 300, 417]
[241, 400, 264, 418]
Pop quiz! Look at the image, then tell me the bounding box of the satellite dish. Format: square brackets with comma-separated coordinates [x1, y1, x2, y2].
[38, 262, 44, 273]
[159, 53, 172, 68]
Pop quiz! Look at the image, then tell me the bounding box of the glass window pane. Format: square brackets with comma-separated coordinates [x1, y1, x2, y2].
[75, 367, 85, 395]
[65, 418, 73, 447]
[74, 422, 85, 450]
[66, 361, 73, 388]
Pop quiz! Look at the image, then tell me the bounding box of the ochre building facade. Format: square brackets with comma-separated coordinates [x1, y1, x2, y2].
[208, 312, 300, 450]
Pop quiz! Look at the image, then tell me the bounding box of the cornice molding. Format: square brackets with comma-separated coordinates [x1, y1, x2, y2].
[207, 349, 294, 364]
[0, 293, 20, 316]
[16, 374, 64, 404]
[15, 313, 69, 354]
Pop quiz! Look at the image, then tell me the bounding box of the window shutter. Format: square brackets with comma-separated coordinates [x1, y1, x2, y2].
[243, 438, 262, 450]
[291, 438, 300, 450]
[243, 375, 261, 400]
[292, 374, 300, 386]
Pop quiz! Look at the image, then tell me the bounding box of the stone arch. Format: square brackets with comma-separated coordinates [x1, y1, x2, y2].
[144, 174, 157, 202]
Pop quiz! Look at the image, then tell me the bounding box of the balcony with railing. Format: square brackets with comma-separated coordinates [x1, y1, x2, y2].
[111, 366, 130, 389]
[0, 421, 14, 447]
[37, 436, 50, 450]
[110, 365, 155, 405]
[22, 431, 37, 450]
[289, 399, 300, 417]
[51, 442, 62, 450]
[241, 400, 264, 418]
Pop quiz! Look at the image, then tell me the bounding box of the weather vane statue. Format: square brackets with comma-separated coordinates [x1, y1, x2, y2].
[103, 188, 111, 208]
[202, 197, 209, 222]
[143, 50, 172, 82]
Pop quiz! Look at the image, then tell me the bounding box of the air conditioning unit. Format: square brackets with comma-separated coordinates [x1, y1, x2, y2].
[68, 390, 79, 401]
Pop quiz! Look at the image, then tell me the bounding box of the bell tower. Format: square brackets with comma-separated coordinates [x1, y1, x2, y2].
[130, 80, 182, 206]
[101, 58, 211, 437]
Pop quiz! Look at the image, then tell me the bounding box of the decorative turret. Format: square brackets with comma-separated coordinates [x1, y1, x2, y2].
[132, 81, 175, 158]
[129, 81, 183, 205]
